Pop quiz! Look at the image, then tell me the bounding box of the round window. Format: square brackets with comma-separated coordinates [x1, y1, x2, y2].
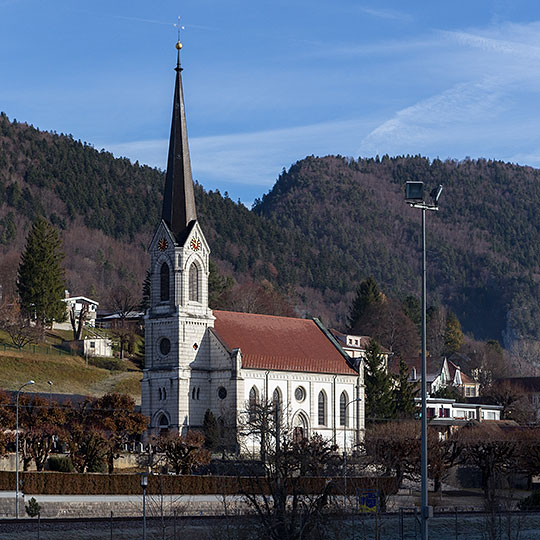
[218, 387, 227, 400]
[159, 338, 171, 356]
[294, 386, 306, 402]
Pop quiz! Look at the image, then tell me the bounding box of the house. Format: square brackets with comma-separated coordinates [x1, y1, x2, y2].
[140, 42, 364, 452]
[60, 291, 99, 327]
[395, 356, 480, 398]
[329, 329, 391, 368]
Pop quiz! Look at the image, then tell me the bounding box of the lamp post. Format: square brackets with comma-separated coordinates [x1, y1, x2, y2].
[405, 182, 442, 540]
[16, 379, 34, 519]
[47, 381, 53, 405]
[343, 397, 362, 502]
[141, 473, 148, 540]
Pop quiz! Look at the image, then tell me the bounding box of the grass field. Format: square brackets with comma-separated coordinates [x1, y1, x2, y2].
[0, 330, 142, 402]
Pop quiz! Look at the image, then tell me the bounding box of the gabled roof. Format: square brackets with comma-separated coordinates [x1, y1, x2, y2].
[213, 310, 357, 375]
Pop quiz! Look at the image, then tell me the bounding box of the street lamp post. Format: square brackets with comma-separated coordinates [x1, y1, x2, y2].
[141, 473, 148, 540]
[47, 381, 53, 405]
[343, 397, 362, 502]
[405, 182, 442, 540]
[16, 379, 34, 519]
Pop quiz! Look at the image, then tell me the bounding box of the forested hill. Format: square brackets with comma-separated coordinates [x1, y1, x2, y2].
[1, 113, 539, 343]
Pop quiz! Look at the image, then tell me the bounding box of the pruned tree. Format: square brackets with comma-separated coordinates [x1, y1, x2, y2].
[155, 430, 210, 474]
[0, 299, 43, 349]
[17, 217, 66, 327]
[110, 286, 139, 359]
[69, 302, 89, 340]
[89, 393, 147, 473]
[18, 395, 66, 471]
[363, 420, 420, 489]
[67, 424, 108, 473]
[455, 423, 519, 505]
[428, 427, 460, 494]
[238, 398, 340, 540]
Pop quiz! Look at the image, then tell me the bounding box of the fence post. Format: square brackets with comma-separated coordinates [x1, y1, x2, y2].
[110, 510, 113, 540]
[455, 506, 458, 539]
[399, 508, 403, 540]
[37, 512, 40, 540]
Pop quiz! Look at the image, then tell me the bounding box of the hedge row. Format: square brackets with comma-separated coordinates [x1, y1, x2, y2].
[0, 471, 396, 496]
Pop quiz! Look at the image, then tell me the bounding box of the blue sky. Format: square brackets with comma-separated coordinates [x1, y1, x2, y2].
[3, 1, 540, 205]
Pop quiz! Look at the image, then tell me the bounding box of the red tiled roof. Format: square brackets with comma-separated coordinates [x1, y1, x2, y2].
[213, 310, 357, 375]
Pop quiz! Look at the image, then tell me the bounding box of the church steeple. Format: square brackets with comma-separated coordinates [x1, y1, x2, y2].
[161, 40, 197, 243]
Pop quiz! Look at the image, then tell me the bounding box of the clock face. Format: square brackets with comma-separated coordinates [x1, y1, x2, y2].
[190, 237, 201, 251]
[158, 238, 168, 251]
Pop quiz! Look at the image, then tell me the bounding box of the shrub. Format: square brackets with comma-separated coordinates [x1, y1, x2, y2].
[47, 456, 74, 472]
[25, 497, 41, 517]
[519, 490, 540, 511]
[89, 357, 127, 371]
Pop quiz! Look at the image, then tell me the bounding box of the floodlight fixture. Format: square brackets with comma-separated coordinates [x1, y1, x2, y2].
[430, 185, 443, 205]
[405, 181, 424, 202]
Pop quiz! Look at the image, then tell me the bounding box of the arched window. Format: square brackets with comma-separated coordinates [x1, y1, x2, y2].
[272, 388, 282, 408]
[158, 388, 163, 401]
[158, 414, 169, 427]
[192, 387, 196, 400]
[318, 391, 327, 426]
[162, 387, 167, 400]
[189, 263, 200, 302]
[196, 387, 200, 400]
[160, 263, 170, 302]
[249, 386, 258, 420]
[340, 391, 349, 427]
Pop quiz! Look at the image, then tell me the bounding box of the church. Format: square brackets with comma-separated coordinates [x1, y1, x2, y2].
[141, 41, 364, 452]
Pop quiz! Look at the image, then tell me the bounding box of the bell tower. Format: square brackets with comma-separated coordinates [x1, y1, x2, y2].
[142, 40, 214, 435]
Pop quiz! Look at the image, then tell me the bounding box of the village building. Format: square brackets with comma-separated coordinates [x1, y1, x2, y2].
[141, 42, 364, 451]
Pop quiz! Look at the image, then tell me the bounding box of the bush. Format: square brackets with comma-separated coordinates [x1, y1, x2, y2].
[25, 497, 41, 517]
[89, 357, 127, 371]
[519, 490, 540, 511]
[47, 456, 74, 472]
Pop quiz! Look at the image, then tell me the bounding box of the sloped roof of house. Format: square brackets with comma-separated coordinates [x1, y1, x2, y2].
[388, 356, 442, 381]
[213, 310, 357, 375]
[329, 329, 391, 354]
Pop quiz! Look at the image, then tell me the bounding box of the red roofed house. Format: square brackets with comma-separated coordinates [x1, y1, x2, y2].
[141, 49, 364, 451]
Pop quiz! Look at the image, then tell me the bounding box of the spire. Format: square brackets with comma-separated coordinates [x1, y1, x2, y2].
[161, 39, 197, 242]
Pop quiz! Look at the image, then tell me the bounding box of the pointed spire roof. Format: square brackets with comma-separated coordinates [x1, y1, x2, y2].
[161, 41, 197, 243]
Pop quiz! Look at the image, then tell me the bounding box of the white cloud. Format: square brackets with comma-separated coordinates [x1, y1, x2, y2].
[357, 6, 412, 23]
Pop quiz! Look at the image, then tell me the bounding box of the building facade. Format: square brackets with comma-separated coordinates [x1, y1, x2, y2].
[141, 42, 364, 451]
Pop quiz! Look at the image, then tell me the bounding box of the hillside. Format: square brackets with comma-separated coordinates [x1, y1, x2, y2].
[1, 113, 540, 344]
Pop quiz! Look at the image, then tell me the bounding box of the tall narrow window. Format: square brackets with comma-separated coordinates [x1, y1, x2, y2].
[318, 391, 327, 426]
[249, 386, 258, 421]
[272, 388, 282, 409]
[189, 263, 200, 302]
[160, 263, 170, 302]
[340, 391, 348, 427]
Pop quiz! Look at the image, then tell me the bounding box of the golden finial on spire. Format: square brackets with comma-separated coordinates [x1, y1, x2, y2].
[174, 16, 184, 50]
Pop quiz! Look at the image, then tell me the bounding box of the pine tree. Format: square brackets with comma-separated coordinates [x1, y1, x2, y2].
[17, 217, 66, 327]
[364, 340, 394, 421]
[393, 358, 418, 418]
[348, 276, 381, 331]
[444, 312, 464, 355]
[203, 409, 220, 451]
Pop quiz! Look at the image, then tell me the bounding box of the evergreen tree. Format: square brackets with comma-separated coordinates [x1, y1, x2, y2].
[140, 270, 151, 312]
[208, 260, 234, 309]
[202, 409, 220, 451]
[393, 358, 418, 418]
[364, 340, 394, 421]
[17, 217, 66, 327]
[348, 276, 381, 331]
[444, 312, 464, 355]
